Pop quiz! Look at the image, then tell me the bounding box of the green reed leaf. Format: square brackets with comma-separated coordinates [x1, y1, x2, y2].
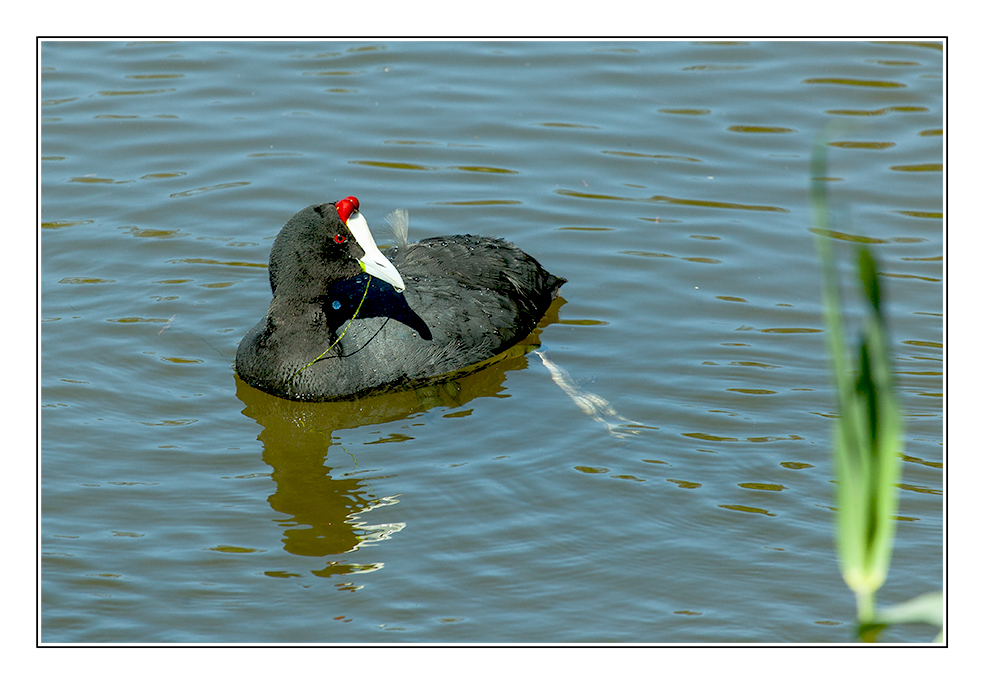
[812, 137, 904, 625]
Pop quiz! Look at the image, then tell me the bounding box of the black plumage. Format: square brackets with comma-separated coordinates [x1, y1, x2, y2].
[236, 199, 564, 401]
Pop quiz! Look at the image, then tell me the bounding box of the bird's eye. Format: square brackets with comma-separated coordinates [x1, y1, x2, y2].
[334, 234, 346, 244]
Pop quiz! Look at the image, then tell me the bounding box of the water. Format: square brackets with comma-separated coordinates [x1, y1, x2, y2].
[40, 40, 943, 643]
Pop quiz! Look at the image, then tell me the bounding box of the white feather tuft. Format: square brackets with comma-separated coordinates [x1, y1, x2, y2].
[534, 350, 640, 439]
[384, 208, 410, 249]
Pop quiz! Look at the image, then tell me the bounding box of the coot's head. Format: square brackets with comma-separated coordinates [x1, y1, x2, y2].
[268, 196, 406, 298]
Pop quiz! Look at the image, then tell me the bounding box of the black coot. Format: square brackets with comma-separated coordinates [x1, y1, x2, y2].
[236, 196, 565, 401]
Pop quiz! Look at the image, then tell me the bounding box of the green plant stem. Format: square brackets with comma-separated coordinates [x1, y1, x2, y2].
[856, 588, 874, 624]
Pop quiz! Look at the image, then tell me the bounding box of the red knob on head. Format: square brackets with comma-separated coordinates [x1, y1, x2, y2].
[335, 196, 360, 223]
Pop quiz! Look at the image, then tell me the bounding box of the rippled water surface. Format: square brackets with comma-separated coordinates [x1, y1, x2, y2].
[40, 40, 943, 643]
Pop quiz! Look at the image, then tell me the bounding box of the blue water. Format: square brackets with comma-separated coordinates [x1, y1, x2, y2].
[40, 40, 943, 643]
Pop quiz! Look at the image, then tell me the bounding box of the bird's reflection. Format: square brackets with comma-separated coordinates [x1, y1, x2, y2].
[235, 297, 565, 578]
